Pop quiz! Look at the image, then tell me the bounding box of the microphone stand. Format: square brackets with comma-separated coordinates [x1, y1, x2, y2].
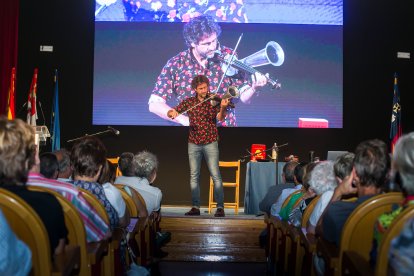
[66, 129, 113, 143]
[273, 143, 288, 186]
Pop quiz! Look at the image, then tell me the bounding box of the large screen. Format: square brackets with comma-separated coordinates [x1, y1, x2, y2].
[93, 0, 343, 128]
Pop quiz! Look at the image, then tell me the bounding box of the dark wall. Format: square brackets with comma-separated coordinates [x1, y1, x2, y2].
[16, 0, 414, 205]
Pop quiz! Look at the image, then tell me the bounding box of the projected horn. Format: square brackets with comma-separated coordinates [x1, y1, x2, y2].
[239, 41, 285, 67]
[222, 86, 239, 99]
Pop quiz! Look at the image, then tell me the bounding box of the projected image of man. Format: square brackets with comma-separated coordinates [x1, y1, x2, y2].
[148, 15, 268, 126]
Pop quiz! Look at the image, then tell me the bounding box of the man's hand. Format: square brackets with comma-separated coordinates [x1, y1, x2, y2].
[220, 98, 230, 109]
[331, 169, 358, 202]
[251, 72, 268, 90]
[167, 109, 179, 119]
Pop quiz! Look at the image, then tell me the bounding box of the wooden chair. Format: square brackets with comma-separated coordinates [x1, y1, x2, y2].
[342, 204, 414, 276]
[27, 185, 108, 276]
[107, 157, 122, 176]
[0, 188, 80, 276]
[316, 192, 404, 276]
[286, 195, 321, 276]
[114, 184, 155, 266]
[77, 188, 122, 276]
[208, 160, 241, 214]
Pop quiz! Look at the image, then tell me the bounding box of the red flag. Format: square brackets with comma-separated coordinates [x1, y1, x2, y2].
[390, 73, 402, 152]
[7, 68, 16, 120]
[27, 68, 38, 126]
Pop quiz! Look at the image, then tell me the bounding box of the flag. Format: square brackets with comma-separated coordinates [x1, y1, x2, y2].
[7, 67, 16, 120]
[51, 69, 61, 151]
[390, 73, 402, 152]
[27, 68, 38, 126]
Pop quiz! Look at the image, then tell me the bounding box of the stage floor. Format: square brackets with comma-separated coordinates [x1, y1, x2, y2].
[160, 205, 264, 220]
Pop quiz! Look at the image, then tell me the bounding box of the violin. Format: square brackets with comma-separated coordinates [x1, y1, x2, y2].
[209, 94, 235, 108]
[212, 50, 282, 89]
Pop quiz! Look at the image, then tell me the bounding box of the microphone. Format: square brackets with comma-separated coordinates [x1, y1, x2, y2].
[38, 101, 46, 125]
[107, 126, 120, 135]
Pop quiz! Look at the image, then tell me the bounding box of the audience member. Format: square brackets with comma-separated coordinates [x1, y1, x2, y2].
[54, 148, 73, 182]
[318, 139, 390, 245]
[26, 152, 111, 242]
[270, 162, 306, 216]
[306, 159, 341, 235]
[389, 217, 414, 275]
[0, 209, 32, 275]
[99, 160, 130, 227]
[115, 150, 162, 216]
[39, 152, 59, 179]
[0, 117, 68, 256]
[259, 161, 298, 215]
[279, 162, 315, 221]
[371, 132, 414, 264]
[70, 136, 120, 229]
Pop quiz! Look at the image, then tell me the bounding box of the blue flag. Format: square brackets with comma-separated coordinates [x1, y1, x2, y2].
[390, 72, 402, 152]
[51, 69, 60, 151]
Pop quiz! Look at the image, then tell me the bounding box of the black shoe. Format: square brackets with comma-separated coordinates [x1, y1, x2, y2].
[155, 231, 171, 247]
[214, 208, 225, 217]
[185, 207, 200, 216]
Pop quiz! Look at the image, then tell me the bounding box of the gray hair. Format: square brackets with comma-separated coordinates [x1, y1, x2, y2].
[393, 132, 414, 195]
[54, 148, 71, 172]
[334, 152, 355, 180]
[309, 161, 337, 195]
[133, 151, 158, 179]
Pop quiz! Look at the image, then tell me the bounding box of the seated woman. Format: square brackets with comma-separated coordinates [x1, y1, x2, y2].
[371, 132, 414, 265]
[279, 162, 316, 222]
[70, 136, 120, 229]
[306, 154, 353, 235]
[0, 117, 68, 256]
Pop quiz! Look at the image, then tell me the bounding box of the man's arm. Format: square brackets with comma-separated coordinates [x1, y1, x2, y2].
[239, 72, 268, 103]
[149, 95, 189, 126]
[217, 98, 229, 121]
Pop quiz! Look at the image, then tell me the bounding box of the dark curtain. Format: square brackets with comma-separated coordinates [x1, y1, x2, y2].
[0, 0, 19, 116]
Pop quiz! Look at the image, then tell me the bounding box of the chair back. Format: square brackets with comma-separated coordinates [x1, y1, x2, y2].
[340, 192, 404, 265]
[78, 188, 110, 225]
[27, 185, 92, 275]
[375, 204, 414, 274]
[301, 195, 321, 228]
[208, 160, 241, 214]
[107, 157, 122, 176]
[117, 187, 139, 217]
[0, 188, 53, 275]
[114, 184, 149, 217]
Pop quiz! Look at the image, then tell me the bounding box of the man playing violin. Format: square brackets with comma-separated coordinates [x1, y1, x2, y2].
[149, 15, 267, 126]
[167, 75, 229, 217]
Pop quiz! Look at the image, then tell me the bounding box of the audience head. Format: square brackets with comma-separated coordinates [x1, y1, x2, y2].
[70, 136, 107, 181]
[133, 150, 158, 183]
[354, 139, 390, 189]
[39, 152, 59, 179]
[98, 160, 116, 184]
[302, 162, 318, 189]
[118, 152, 135, 177]
[309, 161, 337, 195]
[333, 152, 355, 180]
[392, 132, 414, 195]
[54, 148, 72, 179]
[0, 117, 36, 187]
[293, 162, 308, 185]
[282, 161, 299, 184]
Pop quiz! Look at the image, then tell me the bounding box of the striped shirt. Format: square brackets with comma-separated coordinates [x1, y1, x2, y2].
[26, 172, 109, 242]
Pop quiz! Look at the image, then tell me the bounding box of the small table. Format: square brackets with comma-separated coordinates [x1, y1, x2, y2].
[244, 161, 285, 215]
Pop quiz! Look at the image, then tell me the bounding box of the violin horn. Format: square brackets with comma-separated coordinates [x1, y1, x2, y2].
[239, 41, 285, 67]
[223, 86, 239, 99]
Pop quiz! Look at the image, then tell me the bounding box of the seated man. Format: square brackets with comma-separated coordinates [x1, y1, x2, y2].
[39, 152, 59, 179]
[53, 148, 73, 182]
[259, 160, 298, 215]
[318, 139, 390, 245]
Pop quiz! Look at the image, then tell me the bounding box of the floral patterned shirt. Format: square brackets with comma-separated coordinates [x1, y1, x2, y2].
[151, 45, 251, 127]
[71, 180, 119, 230]
[175, 94, 221, 145]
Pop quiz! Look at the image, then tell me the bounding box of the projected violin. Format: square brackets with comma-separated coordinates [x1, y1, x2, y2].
[212, 41, 285, 89]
